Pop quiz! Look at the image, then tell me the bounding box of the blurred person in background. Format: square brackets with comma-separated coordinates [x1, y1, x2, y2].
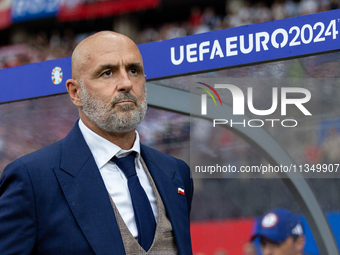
[245, 208, 307, 255]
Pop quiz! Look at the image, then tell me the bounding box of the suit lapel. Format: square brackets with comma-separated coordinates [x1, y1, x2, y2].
[140, 145, 191, 255]
[52, 123, 191, 255]
[53, 123, 125, 255]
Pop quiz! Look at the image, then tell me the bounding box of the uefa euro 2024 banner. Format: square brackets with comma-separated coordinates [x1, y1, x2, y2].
[139, 9, 340, 80]
[1, 9, 340, 103]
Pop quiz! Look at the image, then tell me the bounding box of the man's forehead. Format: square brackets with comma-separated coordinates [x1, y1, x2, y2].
[88, 50, 143, 70]
[73, 33, 143, 75]
[81, 37, 124, 59]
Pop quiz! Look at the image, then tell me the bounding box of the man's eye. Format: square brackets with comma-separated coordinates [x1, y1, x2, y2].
[130, 68, 139, 74]
[102, 70, 112, 76]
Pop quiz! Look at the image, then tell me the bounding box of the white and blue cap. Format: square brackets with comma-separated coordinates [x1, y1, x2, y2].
[251, 208, 304, 243]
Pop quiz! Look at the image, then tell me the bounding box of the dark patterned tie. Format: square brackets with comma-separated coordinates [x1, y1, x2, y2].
[111, 152, 156, 251]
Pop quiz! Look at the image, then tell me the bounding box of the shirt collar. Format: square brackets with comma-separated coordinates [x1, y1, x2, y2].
[78, 119, 141, 169]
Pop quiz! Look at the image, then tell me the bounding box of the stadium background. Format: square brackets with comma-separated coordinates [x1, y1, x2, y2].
[1, 0, 340, 254]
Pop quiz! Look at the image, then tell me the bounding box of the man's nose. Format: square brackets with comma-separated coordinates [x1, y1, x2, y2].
[116, 70, 133, 92]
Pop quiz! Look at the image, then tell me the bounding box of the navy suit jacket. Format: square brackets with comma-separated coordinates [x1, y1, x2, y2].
[0, 122, 193, 255]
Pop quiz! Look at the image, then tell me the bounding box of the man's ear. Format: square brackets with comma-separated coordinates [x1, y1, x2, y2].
[66, 79, 82, 107]
[294, 236, 306, 253]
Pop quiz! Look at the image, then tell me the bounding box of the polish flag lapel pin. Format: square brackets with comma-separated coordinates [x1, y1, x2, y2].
[178, 187, 185, 195]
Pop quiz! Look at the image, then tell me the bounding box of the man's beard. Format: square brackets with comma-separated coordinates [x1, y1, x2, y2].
[79, 82, 147, 133]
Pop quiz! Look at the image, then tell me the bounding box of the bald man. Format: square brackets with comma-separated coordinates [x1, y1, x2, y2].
[0, 31, 193, 255]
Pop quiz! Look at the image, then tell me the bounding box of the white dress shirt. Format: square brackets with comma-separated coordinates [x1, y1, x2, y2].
[78, 119, 158, 238]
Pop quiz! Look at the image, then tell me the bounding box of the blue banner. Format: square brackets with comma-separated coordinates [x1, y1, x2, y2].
[1, 9, 340, 103]
[12, 0, 60, 23]
[139, 9, 340, 80]
[0, 57, 71, 103]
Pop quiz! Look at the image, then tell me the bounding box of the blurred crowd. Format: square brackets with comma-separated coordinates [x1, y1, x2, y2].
[1, 0, 340, 70]
[0, 28, 81, 69]
[138, 0, 340, 43]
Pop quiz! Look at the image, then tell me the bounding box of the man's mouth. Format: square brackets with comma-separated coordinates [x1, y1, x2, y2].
[114, 99, 136, 106]
[111, 93, 138, 108]
[116, 100, 133, 104]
